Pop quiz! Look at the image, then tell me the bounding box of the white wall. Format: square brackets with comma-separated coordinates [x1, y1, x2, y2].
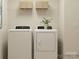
[0, 0, 8, 59]
[8, 0, 58, 29]
[59, 0, 64, 40]
[0, 0, 59, 59]
[58, 0, 64, 59]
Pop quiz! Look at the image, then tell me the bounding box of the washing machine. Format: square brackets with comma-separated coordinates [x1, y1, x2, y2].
[8, 28, 32, 59]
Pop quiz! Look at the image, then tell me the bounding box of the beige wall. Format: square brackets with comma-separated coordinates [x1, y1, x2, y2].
[62, 0, 79, 59]
[64, 0, 79, 56]
[59, 0, 79, 59]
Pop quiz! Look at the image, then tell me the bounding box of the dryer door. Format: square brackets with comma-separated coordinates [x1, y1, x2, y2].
[36, 32, 56, 52]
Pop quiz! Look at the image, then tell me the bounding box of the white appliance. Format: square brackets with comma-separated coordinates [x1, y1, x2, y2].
[34, 29, 57, 59]
[8, 29, 32, 59]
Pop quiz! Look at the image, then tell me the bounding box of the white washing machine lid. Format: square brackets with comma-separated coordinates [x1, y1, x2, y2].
[8, 29, 32, 32]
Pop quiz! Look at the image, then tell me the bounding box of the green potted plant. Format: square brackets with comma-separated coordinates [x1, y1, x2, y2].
[41, 17, 53, 29]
